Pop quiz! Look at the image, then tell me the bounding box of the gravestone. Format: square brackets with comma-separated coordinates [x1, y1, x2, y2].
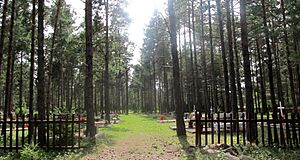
[56, 114, 68, 121]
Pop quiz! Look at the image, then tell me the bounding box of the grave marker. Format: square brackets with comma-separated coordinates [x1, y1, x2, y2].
[278, 101, 284, 117]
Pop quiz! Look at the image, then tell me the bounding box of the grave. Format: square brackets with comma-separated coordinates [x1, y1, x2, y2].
[56, 114, 69, 121]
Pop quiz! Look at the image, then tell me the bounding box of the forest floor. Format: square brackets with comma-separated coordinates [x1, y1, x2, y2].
[81, 114, 195, 160]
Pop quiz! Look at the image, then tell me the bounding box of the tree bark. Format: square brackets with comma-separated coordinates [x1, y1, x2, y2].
[280, 0, 296, 108]
[297, 65, 300, 106]
[19, 51, 23, 113]
[126, 69, 129, 114]
[216, 0, 230, 112]
[200, 0, 208, 111]
[47, 0, 62, 114]
[2, 0, 16, 135]
[85, 0, 96, 138]
[256, 40, 267, 113]
[240, 0, 256, 142]
[152, 58, 156, 113]
[261, 0, 276, 114]
[37, 0, 46, 146]
[231, 0, 244, 110]
[226, 0, 237, 116]
[104, 0, 110, 123]
[191, 0, 201, 109]
[0, 0, 8, 75]
[208, 0, 217, 111]
[168, 0, 186, 136]
[187, 0, 196, 108]
[28, 0, 36, 141]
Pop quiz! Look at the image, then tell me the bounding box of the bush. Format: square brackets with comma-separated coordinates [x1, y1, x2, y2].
[20, 143, 46, 160]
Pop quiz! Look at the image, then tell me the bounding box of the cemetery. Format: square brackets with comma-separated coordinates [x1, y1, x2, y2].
[1, 0, 300, 159]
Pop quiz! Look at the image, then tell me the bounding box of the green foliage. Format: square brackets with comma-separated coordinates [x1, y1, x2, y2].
[193, 144, 300, 160]
[20, 143, 46, 160]
[52, 105, 77, 115]
[48, 150, 82, 160]
[15, 99, 27, 115]
[0, 135, 3, 145]
[235, 144, 300, 160]
[0, 152, 16, 160]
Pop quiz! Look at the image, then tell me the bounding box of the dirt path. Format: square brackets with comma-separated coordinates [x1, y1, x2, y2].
[87, 134, 181, 160]
[81, 115, 184, 160]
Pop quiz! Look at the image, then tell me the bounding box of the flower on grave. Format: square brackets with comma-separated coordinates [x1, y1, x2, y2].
[80, 118, 87, 122]
[159, 116, 166, 120]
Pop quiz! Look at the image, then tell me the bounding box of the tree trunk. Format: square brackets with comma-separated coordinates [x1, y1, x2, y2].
[183, 22, 190, 111]
[100, 72, 104, 117]
[274, 45, 284, 107]
[226, 0, 237, 116]
[47, 0, 62, 113]
[280, 0, 296, 108]
[28, 0, 36, 142]
[231, 0, 244, 110]
[104, 0, 110, 123]
[297, 65, 300, 106]
[200, 0, 208, 111]
[187, 1, 195, 108]
[271, 22, 285, 109]
[2, 0, 16, 135]
[66, 75, 70, 112]
[178, 26, 184, 107]
[191, 0, 201, 109]
[168, 0, 186, 136]
[19, 51, 23, 113]
[0, 0, 8, 75]
[152, 60, 156, 113]
[70, 73, 74, 112]
[163, 59, 169, 114]
[256, 40, 267, 113]
[208, 0, 217, 111]
[85, 0, 96, 138]
[37, 0, 46, 146]
[60, 61, 64, 109]
[261, 0, 276, 114]
[293, 32, 300, 106]
[240, 0, 256, 142]
[216, 0, 230, 112]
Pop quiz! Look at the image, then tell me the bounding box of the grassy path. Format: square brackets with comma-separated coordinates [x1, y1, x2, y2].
[81, 114, 192, 160]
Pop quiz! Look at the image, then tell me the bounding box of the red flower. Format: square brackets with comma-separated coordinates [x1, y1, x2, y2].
[80, 118, 87, 122]
[159, 116, 166, 120]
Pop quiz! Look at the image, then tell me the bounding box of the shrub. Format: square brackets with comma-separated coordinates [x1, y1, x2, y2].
[20, 143, 46, 160]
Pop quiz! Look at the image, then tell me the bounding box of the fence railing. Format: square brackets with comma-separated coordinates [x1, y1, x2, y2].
[195, 111, 300, 148]
[0, 113, 82, 152]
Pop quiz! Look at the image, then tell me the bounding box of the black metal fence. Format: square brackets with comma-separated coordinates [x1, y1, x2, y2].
[0, 113, 82, 152]
[195, 111, 300, 148]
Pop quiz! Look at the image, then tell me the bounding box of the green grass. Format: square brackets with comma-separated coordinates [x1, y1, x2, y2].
[100, 114, 175, 141]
